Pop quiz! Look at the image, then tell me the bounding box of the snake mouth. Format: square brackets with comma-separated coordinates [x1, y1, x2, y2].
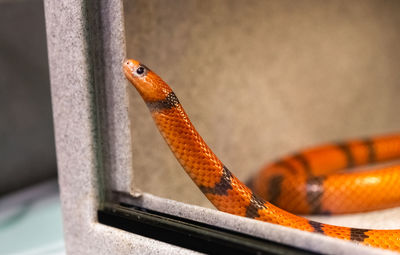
[123, 59, 136, 79]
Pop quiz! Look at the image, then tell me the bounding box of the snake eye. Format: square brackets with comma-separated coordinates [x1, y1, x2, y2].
[136, 66, 146, 76]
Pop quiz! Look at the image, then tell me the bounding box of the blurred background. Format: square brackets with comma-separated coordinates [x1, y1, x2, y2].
[125, 0, 400, 208]
[0, 0, 56, 197]
[0, 0, 63, 254]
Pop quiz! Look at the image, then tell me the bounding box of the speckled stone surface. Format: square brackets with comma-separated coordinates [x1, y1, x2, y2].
[45, 0, 196, 254]
[97, 0, 137, 196]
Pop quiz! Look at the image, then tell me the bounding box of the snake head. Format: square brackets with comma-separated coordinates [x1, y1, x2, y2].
[123, 59, 172, 102]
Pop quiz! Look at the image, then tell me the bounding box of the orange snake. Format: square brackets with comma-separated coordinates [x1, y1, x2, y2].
[123, 59, 400, 252]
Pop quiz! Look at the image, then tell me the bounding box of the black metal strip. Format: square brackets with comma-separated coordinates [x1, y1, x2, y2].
[98, 203, 319, 255]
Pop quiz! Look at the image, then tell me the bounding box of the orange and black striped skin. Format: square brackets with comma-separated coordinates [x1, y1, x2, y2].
[248, 134, 400, 215]
[123, 59, 400, 251]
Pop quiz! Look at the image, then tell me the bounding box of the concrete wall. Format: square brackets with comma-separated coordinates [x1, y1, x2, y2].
[124, 0, 400, 208]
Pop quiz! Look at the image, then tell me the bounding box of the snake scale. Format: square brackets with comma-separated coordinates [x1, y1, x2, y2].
[123, 59, 400, 252]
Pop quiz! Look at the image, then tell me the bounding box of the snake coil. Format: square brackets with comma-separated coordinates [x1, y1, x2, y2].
[124, 59, 400, 251]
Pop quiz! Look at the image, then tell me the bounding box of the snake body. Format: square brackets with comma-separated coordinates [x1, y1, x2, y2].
[123, 59, 400, 251]
[249, 134, 400, 215]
